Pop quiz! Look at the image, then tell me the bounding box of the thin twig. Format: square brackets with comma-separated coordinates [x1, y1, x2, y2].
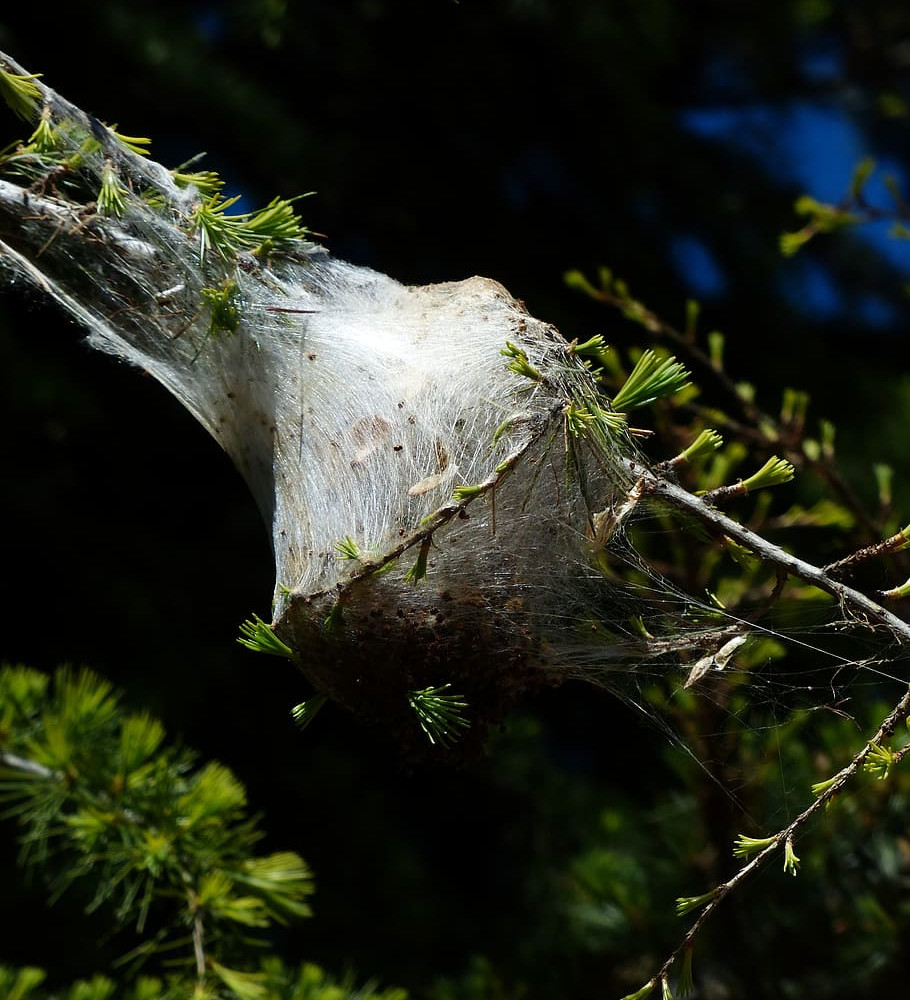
[824, 527, 910, 579]
[643, 684, 910, 992]
[0, 750, 55, 779]
[192, 910, 206, 980]
[631, 461, 910, 644]
[295, 400, 570, 607]
[618, 460, 910, 993]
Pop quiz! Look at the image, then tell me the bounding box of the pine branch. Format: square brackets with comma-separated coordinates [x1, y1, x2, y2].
[0, 665, 314, 984]
[824, 522, 910, 579]
[616, 461, 910, 994]
[635, 462, 910, 643]
[4, 47, 910, 997]
[630, 683, 910, 999]
[567, 267, 889, 544]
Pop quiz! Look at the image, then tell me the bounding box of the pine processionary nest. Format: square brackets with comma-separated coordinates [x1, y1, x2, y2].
[0, 55, 738, 747]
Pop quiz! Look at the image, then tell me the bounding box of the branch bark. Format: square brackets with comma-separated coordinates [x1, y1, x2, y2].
[629, 460, 910, 645]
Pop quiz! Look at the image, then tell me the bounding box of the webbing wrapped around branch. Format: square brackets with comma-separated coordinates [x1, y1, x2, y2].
[0, 51, 706, 743]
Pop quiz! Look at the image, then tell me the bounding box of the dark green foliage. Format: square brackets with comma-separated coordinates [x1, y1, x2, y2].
[0, 665, 315, 994]
[0, 961, 407, 1000]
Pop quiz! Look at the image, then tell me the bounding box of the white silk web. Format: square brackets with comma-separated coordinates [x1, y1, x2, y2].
[0, 55, 901, 754]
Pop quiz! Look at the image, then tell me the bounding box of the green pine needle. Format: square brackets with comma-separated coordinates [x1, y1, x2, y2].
[675, 888, 718, 917]
[740, 455, 795, 493]
[236, 851, 315, 920]
[452, 483, 485, 502]
[677, 948, 695, 998]
[732, 833, 776, 858]
[780, 387, 809, 425]
[779, 228, 814, 257]
[188, 193, 311, 262]
[707, 330, 725, 368]
[564, 401, 597, 438]
[119, 713, 167, 774]
[97, 159, 128, 217]
[109, 128, 151, 156]
[408, 683, 470, 748]
[568, 333, 607, 355]
[567, 333, 612, 366]
[783, 836, 800, 876]
[0, 663, 317, 979]
[863, 741, 896, 781]
[563, 391, 629, 469]
[200, 279, 240, 338]
[0, 665, 49, 715]
[323, 600, 344, 633]
[291, 693, 328, 731]
[811, 775, 837, 797]
[188, 193, 246, 262]
[211, 961, 269, 1000]
[243, 194, 313, 244]
[874, 463, 894, 507]
[27, 109, 60, 155]
[500, 340, 542, 382]
[850, 156, 876, 198]
[0, 966, 47, 999]
[404, 536, 433, 585]
[883, 576, 910, 599]
[0, 66, 42, 121]
[334, 535, 363, 561]
[563, 268, 604, 299]
[491, 415, 525, 447]
[611, 349, 691, 412]
[172, 166, 225, 196]
[678, 428, 723, 464]
[618, 982, 656, 1000]
[180, 761, 247, 822]
[237, 614, 295, 658]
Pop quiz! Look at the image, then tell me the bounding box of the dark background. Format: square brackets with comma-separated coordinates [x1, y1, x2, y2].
[2, 2, 910, 997]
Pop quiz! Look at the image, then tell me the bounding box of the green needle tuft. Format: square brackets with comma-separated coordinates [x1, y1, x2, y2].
[237, 614, 294, 658]
[611, 349, 690, 412]
[0, 66, 42, 120]
[407, 684, 470, 748]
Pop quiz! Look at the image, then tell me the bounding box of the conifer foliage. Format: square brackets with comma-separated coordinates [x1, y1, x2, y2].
[0, 665, 401, 1000]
